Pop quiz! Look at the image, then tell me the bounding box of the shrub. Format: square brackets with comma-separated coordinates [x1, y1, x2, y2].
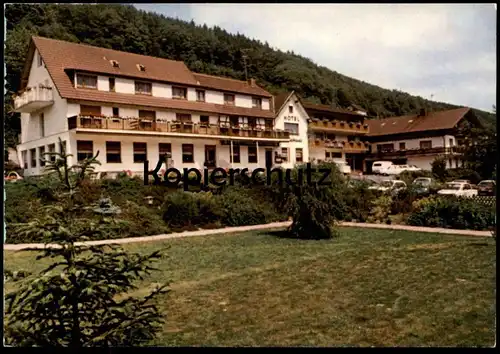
[216, 186, 282, 226]
[390, 184, 420, 215]
[162, 191, 222, 229]
[407, 196, 495, 230]
[368, 195, 393, 224]
[120, 201, 169, 237]
[431, 156, 448, 181]
[343, 180, 377, 222]
[277, 163, 348, 239]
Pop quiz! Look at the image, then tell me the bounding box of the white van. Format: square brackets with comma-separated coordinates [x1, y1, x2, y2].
[372, 161, 394, 175]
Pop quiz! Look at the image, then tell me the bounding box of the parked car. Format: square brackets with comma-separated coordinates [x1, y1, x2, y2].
[412, 177, 434, 195]
[4, 171, 23, 183]
[334, 160, 352, 175]
[437, 182, 478, 197]
[383, 164, 408, 176]
[348, 178, 378, 189]
[404, 165, 422, 172]
[477, 180, 496, 196]
[372, 161, 394, 175]
[452, 179, 471, 184]
[369, 179, 407, 196]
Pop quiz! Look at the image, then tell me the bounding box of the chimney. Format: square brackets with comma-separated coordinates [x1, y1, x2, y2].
[419, 108, 427, 117]
[248, 78, 256, 87]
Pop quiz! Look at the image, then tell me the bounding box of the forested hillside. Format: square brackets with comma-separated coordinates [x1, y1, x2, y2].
[4, 3, 496, 148]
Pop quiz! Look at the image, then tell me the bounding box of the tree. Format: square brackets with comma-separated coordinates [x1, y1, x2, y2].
[5, 139, 169, 346]
[431, 155, 448, 181]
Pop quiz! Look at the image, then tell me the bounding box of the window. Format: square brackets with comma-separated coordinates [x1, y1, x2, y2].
[30, 149, 37, 168]
[325, 151, 331, 159]
[347, 136, 358, 142]
[133, 143, 147, 163]
[105, 142, 121, 163]
[420, 140, 432, 149]
[37, 52, 43, 67]
[112, 107, 119, 117]
[135, 81, 152, 95]
[22, 151, 28, 169]
[288, 105, 293, 114]
[182, 144, 194, 163]
[172, 86, 187, 99]
[399, 142, 406, 150]
[109, 78, 115, 92]
[378, 143, 394, 152]
[139, 110, 156, 120]
[231, 145, 241, 163]
[252, 97, 262, 109]
[200, 115, 209, 125]
[76, 74, 98, 89]
[449, 138, 454, 147]
[296, 148, 303, 163]
[80, 105, 102, 116]
[176, 113, 192, 122]
[282, 147, 289, 162]
[284, 123, 299, 135]
[332, 152, 342, 158]
[39, 146, 46, 167]
[224, 93, 235, 105]
[248, 146, 258, 163]
[248, 117, 256, 129]
[48, 144, 56, 162]
[77, 141, 93, 162]
[265, 119, 273, 130]
[196, 90, 206, 102]
[464, 184, 471, 190]
[159, 143, 172, 161]
[40, 113, 45, 137]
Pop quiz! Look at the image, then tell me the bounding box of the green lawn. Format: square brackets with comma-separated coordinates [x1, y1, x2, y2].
[4, 227, 496, 347]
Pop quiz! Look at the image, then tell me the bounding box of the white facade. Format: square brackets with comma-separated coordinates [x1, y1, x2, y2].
[16, 48, 285, 177]
[373, 134, 459, 170]
[274, 93, 310, 169]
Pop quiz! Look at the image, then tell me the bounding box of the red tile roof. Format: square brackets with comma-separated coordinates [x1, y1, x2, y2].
[366, 107, 471, 136]
[26, 36, 272, 118]
[301, 100, 366, 117]
[272, 91, 294, 114]
[193, 73, 271, 98]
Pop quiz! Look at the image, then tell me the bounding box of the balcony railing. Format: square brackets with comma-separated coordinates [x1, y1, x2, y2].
[309, 139, 370, 153]
[309, 120, 369, 134]
[368, 146, 464, 158]
[68, 115, 290, 140]
[14, 85, 54, 113]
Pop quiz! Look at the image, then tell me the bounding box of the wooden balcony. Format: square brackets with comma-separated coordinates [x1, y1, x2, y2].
[14, 86, 54, 113]
[68, 115, 290, 141]
[309, 120, 369, 135]
[367, 146, 464, 159]
[309, 139, 370, 153]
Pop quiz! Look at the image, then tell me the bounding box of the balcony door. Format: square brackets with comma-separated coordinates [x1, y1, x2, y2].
[205, 145, 216, 168]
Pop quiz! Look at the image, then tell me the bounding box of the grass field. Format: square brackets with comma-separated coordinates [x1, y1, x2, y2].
[4, 227, 496, 347]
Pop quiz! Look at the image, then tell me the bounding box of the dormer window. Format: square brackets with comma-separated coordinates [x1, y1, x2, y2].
[172, 86, 187, 99]
[110, 60, 120, 68]
[135, 81, 152, 95]
[76, 74, 98, 89]
[137, 64, 146, 72]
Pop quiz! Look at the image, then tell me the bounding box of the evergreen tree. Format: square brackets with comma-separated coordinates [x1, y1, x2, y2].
[5, 139, 169, 346]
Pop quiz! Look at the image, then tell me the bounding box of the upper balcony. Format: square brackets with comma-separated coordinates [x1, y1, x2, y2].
[309, 139, 370, 153]
[14, 85, 54, 113]
[367, 146, 464, 159]
[308, 119, 369, 135]
[68, 114, 290, 141]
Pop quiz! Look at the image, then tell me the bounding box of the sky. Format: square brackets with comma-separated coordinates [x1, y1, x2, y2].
[134, 4, 497, 112]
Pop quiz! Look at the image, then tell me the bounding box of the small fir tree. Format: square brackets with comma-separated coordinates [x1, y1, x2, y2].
[5, 138, 169, 347]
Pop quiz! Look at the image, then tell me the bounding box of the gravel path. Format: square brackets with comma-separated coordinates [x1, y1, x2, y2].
[4, 221, 492, 251]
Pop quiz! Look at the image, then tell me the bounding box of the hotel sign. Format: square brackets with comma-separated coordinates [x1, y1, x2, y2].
[284, 115, 299, 122]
